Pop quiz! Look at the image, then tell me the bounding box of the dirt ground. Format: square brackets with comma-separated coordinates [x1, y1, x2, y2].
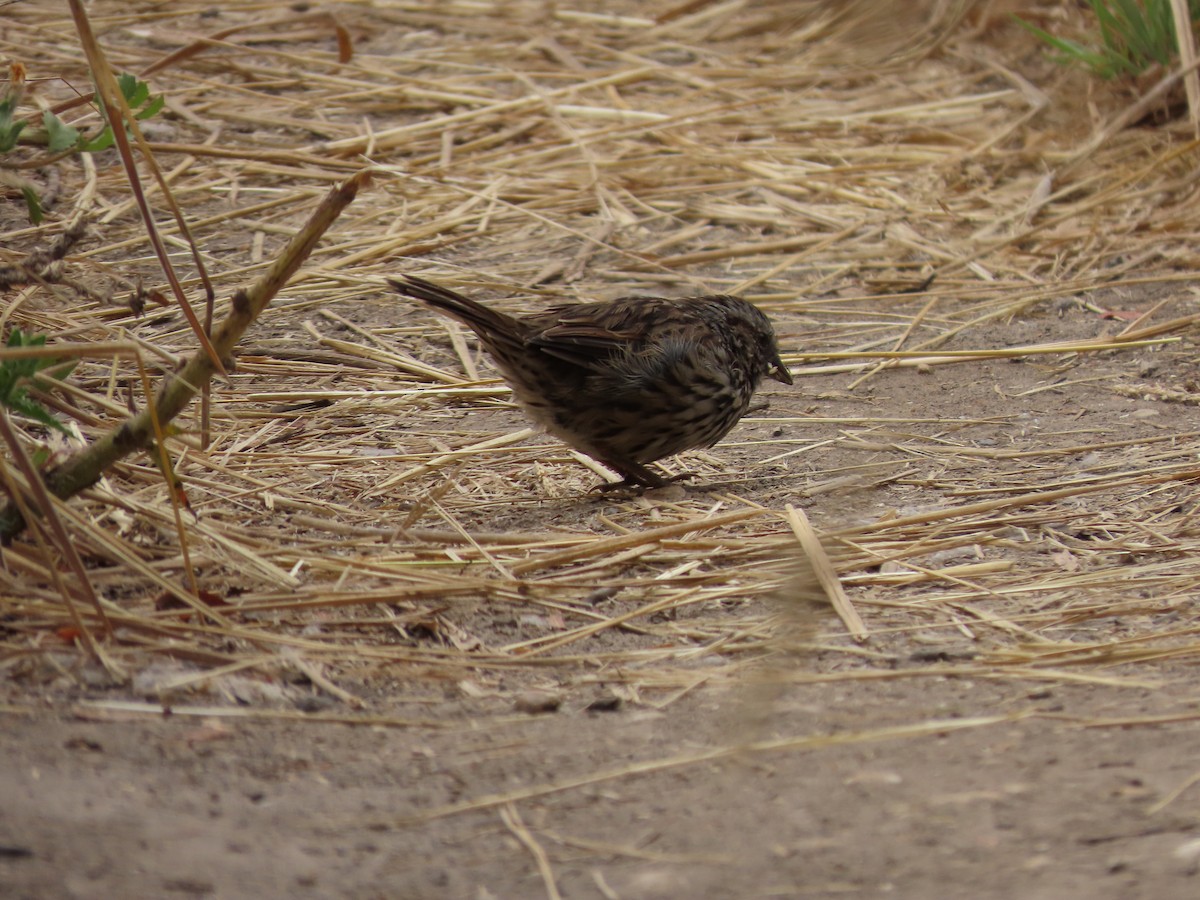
[4, 674, 1200, 900]
[6, 312, 1200, 899]
[5, 2, 1200, 899]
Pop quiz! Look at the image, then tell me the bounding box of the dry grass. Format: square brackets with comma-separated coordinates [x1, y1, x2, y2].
[2, 0, 1200, 722]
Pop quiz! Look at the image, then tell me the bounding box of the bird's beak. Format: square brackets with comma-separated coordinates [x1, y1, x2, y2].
[770, 354, 793, 385]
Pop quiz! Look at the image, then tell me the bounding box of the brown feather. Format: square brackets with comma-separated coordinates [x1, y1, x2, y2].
[389, 275, 792, 489]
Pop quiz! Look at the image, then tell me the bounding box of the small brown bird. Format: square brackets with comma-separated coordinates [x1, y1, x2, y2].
[389, 275, 793, 490]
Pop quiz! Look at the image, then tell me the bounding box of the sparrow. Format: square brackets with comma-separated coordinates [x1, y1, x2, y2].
[389, 275, 792, 489]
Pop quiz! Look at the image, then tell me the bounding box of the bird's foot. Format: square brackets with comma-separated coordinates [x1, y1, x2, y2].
[589, 471, 695, 495]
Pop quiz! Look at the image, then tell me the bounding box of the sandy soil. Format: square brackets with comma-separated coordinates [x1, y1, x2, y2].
[4, 2, 1200, 899]
[6, 311, 1200, 899]
[5, 660, 1200, 899]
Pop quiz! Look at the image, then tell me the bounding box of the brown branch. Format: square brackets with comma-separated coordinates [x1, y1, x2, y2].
[0, 171, 369, 542]
[67, 0, 222, 379]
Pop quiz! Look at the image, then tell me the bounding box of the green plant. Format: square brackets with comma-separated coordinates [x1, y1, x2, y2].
[0, 89, 28, 153]
[64, 72, 167, 153]
[0, 84, 43, 220]
[1, 71, 164, 222]
[1016, 0, 1200, 79]
[0, 330, 77, 436]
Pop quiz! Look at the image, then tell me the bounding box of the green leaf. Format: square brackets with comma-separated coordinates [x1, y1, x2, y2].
[36, 359, 79, 382]
[20, 185, 43, 224]
[8, 329, 47, 349]
[0, 330, 72, 434]
[1018, 0, 1194, 80]
[6, 394, 69, 434]
[78, 74, 162, 152]
[0, 117, 26, 153]
[117, 72, 146, 106]
[80, 127, 115, 153]
[117, 72, 166, 115]
[1014, 18, 1105, 69]
[43, 110, 80, 152]
[0, 91, 44, 154]
[136, 93, 166, 120]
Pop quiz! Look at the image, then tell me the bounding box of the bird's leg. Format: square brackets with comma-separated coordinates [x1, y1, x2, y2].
[589, 458, 694, 493]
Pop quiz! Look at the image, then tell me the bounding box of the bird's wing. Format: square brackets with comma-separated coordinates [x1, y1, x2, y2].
[527, 298, 672, 369]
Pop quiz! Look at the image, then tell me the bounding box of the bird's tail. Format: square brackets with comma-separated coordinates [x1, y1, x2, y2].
[388, 275, 522, 341]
